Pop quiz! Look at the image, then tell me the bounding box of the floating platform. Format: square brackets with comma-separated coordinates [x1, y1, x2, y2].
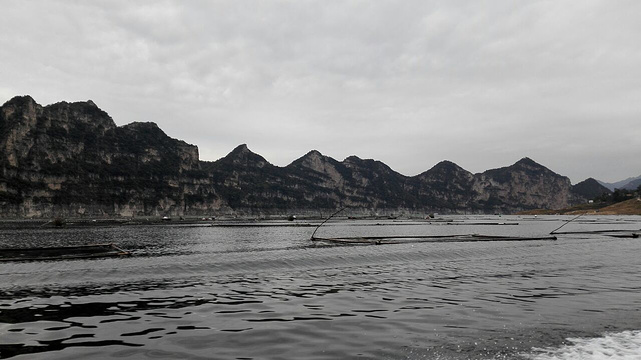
[0, 243, 131, 262]
[311, 234, 557, 245]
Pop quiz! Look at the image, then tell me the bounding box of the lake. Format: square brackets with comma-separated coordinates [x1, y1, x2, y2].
[1, 215, 640, 359]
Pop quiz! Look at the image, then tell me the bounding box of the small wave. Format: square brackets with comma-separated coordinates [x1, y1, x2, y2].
[524, 330, 641, 360]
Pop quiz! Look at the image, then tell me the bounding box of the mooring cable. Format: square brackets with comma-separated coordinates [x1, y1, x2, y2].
[310, 207, 347, 240]
[550, 213, 584, 235]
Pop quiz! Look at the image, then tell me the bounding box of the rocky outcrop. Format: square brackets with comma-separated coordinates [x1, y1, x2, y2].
[0, 96, 226, 218]
[473, 158, 576, 212]
[0, 95, 588, 218]
[200, 146, 581, 215]
[200, 144, 292, 211]
[410, 161, 478, 211]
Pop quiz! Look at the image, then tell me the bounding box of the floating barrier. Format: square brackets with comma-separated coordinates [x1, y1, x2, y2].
[311, 234, 557, 245]
[606, 233, 640, 238]
[552, 229, 641, 235]
[308, 207, 555, 245]
[0, 243, 131, 262]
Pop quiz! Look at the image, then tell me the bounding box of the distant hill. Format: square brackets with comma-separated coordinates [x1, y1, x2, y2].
[572, 178, 612, 199]
[621, 178, 641, 191]
[0, 95, 594, 218]
[598, 175, 641, 191]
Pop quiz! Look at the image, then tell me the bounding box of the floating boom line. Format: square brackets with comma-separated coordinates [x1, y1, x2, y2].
[0, 243, 131, 262]
[552, 229, 641, 235]
[311, 234, 557, 245]
[309, 207, 557, 245]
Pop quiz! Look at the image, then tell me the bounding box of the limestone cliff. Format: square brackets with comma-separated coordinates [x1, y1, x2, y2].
[200, 145, 582, 215]
[0, 96, 225, 217]
[410, 161, 478, 211]
[474, 158, 576, 213]
[0, 95, 588, 218]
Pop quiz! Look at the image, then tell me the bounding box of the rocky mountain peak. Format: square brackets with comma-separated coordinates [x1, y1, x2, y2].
[119, 121, 193, 149]
[286, 149, 350, 187]
[220, 144, 269, 168]
[4, 95, 35, 110]
[3, 95, 37, 107]
[299, 150, 324, 162]
[418, 160, 471, 180]
[430, 160, 463, 172]
[289, 149, 333, 168]
[344, 155, 380, 169]
[45, 99, 116, 131]
[295, 150, 327, 163]
[476, 156, 573, 211]
[231, 143, 250, 153]
[1, 95, 41, 122]
[515, 156, 536, 165]
[435, 159, 457, 167]
[122, 121, 162, 132]
[511, 157, 549, 171]
[483, 157, 560, 183]
[343, 156, 399, 177]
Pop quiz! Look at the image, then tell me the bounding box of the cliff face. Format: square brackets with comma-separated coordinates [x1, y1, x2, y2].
[0, 96, 225, 218]
[0, 96, 586, 218]
[410, 161, 478, 211]
[474, 158, 576, 212]
[202, 146, 580, 215]
[0, 96, 115, 170]
[201, 144, 293, 211]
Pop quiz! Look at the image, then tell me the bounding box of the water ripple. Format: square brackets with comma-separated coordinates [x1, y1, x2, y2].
[1, 217, 641, 359]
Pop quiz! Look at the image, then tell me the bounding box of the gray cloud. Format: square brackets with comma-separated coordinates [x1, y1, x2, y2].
[1, 0, 640, 183]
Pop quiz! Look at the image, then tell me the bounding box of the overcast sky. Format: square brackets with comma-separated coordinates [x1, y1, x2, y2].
[1, 1, 640, 183]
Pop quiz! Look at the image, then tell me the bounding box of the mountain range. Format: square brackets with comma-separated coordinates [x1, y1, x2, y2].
[598, 176, 641, 191]
[0, 96, 615, 218]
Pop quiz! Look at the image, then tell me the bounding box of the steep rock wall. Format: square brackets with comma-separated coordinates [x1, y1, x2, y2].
[0, 96, 586, 218]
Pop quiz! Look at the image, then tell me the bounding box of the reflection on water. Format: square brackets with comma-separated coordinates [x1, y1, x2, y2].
[1, 215, 641, 359]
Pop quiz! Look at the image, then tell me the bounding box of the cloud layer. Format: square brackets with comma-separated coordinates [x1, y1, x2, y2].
[2, 0, 640, 182]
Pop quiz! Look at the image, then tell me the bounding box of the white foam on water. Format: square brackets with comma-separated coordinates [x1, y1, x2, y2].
[523, 330, 641, 360]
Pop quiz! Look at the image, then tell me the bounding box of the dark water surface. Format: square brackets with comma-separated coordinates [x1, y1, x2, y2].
[1, 215, 640, 359]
